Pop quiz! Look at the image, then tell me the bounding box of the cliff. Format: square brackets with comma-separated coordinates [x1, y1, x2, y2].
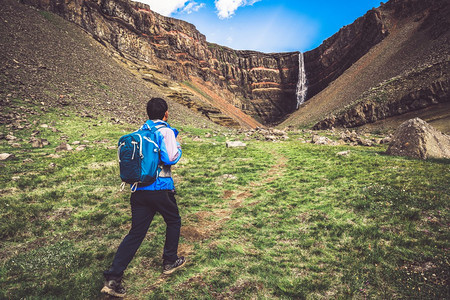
[19, 0, 450, 130]
[20, 0, 299, 125]
[304, 8, 388, 99]
[283, 0, 450, 133]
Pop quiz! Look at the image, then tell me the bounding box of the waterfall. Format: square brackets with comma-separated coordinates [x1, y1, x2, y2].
[295, 52, 307, 109]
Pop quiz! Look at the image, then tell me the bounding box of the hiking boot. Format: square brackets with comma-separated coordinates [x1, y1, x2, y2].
[101, 276, 126, 298]
[163, 256, 186, 275]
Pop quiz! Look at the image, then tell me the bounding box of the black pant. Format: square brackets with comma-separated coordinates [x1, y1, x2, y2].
[104, 190, 181, 278]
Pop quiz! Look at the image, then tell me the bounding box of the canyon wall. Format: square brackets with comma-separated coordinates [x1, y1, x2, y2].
[20, 0, 448, 128]
[21, 0, 299, 124]
[313, 61, 450, 130]
[303, 9, 388, 99]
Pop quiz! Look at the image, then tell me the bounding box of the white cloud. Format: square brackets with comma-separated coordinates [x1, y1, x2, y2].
[215, 0, 261, 19]
[140, 0, 205, 16]
[182, 2, 205, 14]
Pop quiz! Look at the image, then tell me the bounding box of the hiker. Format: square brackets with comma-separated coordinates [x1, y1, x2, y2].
[101, 98, 185, 298]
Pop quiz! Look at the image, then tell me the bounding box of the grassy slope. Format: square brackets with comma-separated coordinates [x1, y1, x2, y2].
[1, 98, 449, 299]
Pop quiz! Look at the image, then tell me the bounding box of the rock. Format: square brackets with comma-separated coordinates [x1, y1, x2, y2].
[40, 124, 49, 128]
[271, 129, 286, 136]
[386, 118, 450, 159]
[312, 135, 337, 145]
[47, 154, 61, 158]
[31, 140, 42, 148]
[75, 145, 86, 151]
[340, 130, 359, 143]
[336, 150, 351, 156]
[380, 136, 392, 144]
[221, 174, 237, 180]
[11, 143, 21, 148]
[226, 141, 247, 148]
[23, 158, 34, 163]
[0, 153, 14, 161]
[30, 138, 49, 148]
[358, 138, 373, 147]
[6, 134, 17, 141]
[72, 141, 81, 145]
[55, 143, 73, 152]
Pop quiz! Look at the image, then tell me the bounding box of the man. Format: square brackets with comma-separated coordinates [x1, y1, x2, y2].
[101, 98, 185, 298]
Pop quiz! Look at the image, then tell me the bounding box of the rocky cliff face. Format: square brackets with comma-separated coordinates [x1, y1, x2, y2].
[20, 0, 449, 129]
[313, 61, 450, 130]
[303, 0, 449, 100]
[303, 9, 388, 99]
[21, 0, 299, 125]
[283, 0, 450, 132]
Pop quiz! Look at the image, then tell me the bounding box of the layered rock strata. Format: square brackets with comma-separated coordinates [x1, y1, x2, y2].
[21, 0, 299, 124]
[313, 61, 450, 129]
[20, 0, 448, 128]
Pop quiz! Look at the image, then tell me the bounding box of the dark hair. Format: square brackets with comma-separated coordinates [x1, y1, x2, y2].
[146, 97, 168, 120]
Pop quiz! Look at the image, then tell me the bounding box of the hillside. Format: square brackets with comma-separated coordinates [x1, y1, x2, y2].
[0, 0, 221, 129]
[17, 0, 450, 133]
[282, 0, 450, 133]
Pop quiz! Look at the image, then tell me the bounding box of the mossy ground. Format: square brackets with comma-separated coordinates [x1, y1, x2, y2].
[1, 99, 449, 299]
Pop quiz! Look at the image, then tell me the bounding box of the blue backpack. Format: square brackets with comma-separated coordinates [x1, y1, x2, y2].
[118, 124, 165, 192]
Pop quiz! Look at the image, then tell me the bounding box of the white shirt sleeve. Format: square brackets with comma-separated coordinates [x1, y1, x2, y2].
[159, 127, 180, 162]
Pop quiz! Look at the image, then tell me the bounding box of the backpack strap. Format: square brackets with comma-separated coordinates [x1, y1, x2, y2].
[145, 120, 167, 133]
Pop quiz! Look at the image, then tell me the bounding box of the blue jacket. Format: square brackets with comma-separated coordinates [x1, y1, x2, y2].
[136, 120, 182, 191]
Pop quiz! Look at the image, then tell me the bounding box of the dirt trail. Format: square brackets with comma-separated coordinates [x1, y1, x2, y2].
[188, 148, 287, 236]
[146, 147, 288, 290]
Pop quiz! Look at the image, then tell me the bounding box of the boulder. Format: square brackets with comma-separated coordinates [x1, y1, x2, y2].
[0, 153, 14, 161]
[336, 150, 351, 156]
[55, 143, 73, 152]
[30, 138, 49, 148]
[358, 138, 374, 147]
[386, 118, 450, 159]
[312, 135, 337, 145]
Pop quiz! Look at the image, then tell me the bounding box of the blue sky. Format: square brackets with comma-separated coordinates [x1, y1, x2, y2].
[140, 0, 381, 53]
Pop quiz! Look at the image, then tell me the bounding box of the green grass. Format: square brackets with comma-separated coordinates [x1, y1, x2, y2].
[1, 99, 449, 299]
